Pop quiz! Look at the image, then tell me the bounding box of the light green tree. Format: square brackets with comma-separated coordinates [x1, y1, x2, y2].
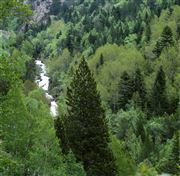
[0, 0, 32, 19]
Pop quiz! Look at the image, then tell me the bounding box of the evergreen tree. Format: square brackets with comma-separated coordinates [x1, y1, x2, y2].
[132, 69, 147, 109]
[153, 39, 164, 58]
[66, 58, 117, 176]
[99, 53, 104, 66]
[153, 26, 174, 57]
[23, 59, 36, 81]
[168, 132, 180, 174]
[151, 66, 167, 115]
[54, 116, 69, 154]
[118, 71, 133, 110]
[145, 24, 152, 42]
[160, 26, 174, 48]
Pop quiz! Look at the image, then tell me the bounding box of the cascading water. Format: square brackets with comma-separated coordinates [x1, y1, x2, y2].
[35, 60, 58, 117]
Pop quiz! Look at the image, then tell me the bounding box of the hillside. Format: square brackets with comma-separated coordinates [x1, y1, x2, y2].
[0, 0, 180, 176]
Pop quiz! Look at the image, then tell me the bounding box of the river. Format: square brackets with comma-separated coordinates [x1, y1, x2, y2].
[35, 60, 58, 117]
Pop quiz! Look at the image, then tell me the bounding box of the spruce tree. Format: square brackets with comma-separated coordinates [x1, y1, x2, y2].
[66, 58, 117, 176]
[160, 26, 174, 48]
[118, 71, 133, 110]
[151, 66, 167, 115]
[153, 26, 174, 58]
[132, 68, 147, 109]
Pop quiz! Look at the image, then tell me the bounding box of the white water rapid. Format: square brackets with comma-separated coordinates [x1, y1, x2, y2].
[35, 60, 58, 117]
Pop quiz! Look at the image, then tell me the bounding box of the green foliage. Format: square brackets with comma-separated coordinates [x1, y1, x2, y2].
[1, 1, 180, 175]
[167, 132, 180, 174]
[108, 106, 147, 162]
[0, 147, 21, 176]
[110, 135, 136, 176]
[0, 0, 32, 19]
[155, 134, 179, 175]
[1, 88, 31, 158]
[137, 160, 158, 176]
[89, 44, 145, 107]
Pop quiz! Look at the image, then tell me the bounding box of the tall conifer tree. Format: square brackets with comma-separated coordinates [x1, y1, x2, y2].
[66, 58, 117, 176]
[160, 26, 174, 48]
[133, 68, 147, 109]
[118, 71, 133, 110]
[153, 26, 174, 57]
[151, 66, 167, 115]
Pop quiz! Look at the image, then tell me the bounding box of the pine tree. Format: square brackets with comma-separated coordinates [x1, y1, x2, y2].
[66, 58, 117, 176]
[151, 66, 167, 115]
[118, 71, 133, 110]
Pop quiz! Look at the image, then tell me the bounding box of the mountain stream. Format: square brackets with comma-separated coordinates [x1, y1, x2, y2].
[35, 60, 58, 117]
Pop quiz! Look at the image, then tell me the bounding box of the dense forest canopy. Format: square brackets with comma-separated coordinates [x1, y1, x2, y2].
[0, 0, 179, 175]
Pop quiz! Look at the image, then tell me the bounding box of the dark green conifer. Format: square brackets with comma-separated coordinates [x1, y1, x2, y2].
[0, 80, 9, 96]
[160, 26, 174, 48]
[54, 116, 69, 154]
[153, 39, 164, 58]
[66, 58, 117, 176]
[133, 68, 147, 109]
[151, 66, 167, 115]
[153, 26, 174, 57]
[145, 24, 151, 42]
[99, 53, 104, 66]
[118, 71, 133, 110]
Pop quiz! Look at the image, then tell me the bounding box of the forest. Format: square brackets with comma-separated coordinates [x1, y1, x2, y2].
[0, 0, 179, 175]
